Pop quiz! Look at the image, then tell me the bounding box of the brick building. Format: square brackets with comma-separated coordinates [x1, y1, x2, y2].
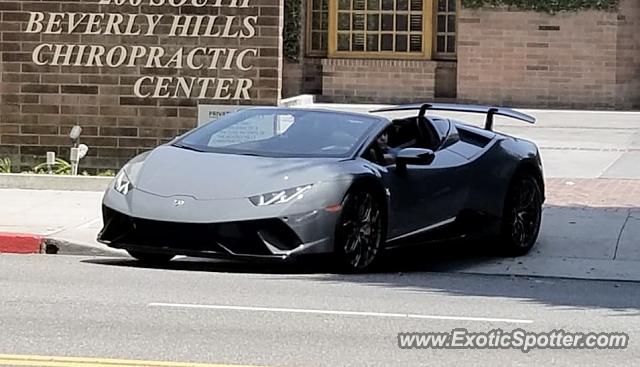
[0, 0, 638, 171]
[284, 0, 639, 108]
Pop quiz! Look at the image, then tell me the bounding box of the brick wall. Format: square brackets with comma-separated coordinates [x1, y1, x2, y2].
[280, 0, 322, 99]
[300, 58, 323, 95]
[615, 0, 640, 109]
[457, 0, 639, 109]
[0, 0, 283, 172]
[435, 61, 457, 99]
[282, 59, 303, 98]
[282, 57, 323, 97]
[320, 58, 437, 104]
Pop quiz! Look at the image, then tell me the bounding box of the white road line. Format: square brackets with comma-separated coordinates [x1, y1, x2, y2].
[77, 217, 102, 230]
[149, 303, 533, 324]
[43, 218, 102, 236]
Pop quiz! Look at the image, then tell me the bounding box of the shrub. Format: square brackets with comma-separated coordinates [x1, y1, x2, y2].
[33, 158, 72, 175]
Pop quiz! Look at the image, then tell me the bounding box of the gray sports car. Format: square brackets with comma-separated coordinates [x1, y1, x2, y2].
[98, 103, 544, 271]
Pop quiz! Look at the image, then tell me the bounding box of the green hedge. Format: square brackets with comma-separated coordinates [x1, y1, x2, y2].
[461, 0, 619, 12]
[284, 0, 301, 61]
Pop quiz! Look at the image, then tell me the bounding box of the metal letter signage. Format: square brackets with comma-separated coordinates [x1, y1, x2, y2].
[23, 0, 267, 101]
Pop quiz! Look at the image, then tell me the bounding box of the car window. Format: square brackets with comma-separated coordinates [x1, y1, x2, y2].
[387, 119, 422, 149]
[176, 108, 378, 158]
[427, 118, 450, 148]
[363, 121, 422, 166]
[207, 114, 294, 147]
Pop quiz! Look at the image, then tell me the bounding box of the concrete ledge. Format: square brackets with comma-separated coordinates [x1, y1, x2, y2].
[0, 173, 112, 192]
[280, 94, 315, 107]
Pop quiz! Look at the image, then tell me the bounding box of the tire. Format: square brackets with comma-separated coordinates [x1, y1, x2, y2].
[334, 188, 386, 272]
[498, 173, 543, 256]
[127, 250, 175, 264]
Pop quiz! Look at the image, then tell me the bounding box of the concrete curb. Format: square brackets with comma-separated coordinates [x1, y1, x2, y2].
[440, 256, 640, 283]
[0, 232, 44, 254]
[0, 232, 125, 257]
[2, 230, 639, 282]
[0, 173, 112, 192]
[44, 238, 127, 257]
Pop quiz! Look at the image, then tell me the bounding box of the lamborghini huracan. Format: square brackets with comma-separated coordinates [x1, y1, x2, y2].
[98, 103, 545, 271]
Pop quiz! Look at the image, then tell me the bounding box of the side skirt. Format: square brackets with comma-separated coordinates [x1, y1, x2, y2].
[385, 217, 460, 249]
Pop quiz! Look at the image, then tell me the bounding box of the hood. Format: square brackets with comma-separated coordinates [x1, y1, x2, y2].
[129, 145, 346, 200]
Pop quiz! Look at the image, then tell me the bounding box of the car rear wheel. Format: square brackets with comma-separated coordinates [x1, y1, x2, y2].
[499, 174, 543, 256]
[334, 188, 385, 272]
[127, 250, 175, 264]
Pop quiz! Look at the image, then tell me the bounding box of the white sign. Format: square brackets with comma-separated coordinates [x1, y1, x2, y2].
[198, 105, 294, 148]
[197, 104, 251, 126]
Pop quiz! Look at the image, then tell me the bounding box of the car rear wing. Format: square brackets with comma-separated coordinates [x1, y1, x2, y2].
[371, 103, 536, 131]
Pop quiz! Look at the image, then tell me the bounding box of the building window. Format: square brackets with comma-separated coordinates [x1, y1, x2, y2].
[307, 0, 330, 55]
[307, 0, 456, 58]
[328, 0, 431, 58]
[434, 0, 456, 58]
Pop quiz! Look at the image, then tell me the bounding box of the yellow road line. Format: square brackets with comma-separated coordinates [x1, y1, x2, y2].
[0, 354, 265, 367]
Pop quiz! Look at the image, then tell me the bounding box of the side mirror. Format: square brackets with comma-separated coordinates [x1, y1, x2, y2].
[396, 148, 435, 173]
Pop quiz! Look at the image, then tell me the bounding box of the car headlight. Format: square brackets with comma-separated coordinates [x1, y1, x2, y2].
[249, 184, 313, 206]
[114, 170, 133, 195]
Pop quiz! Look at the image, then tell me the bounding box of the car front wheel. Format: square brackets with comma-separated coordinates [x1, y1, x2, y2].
[334, 188, 385, 272]
[499, 174, 543, 256]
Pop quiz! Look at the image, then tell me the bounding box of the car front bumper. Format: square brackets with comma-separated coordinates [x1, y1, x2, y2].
[97, 205, 339, 260]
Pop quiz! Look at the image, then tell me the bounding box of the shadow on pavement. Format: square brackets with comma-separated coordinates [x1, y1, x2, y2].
[82, 228, 505, 274]
[83, 256, 324, 274]
[82, 204, 640, 311]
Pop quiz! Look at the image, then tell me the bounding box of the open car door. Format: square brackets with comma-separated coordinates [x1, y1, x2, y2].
[370, 116, 471, 243]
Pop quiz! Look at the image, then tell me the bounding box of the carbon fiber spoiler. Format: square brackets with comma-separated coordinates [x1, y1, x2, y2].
[371, 103, 536, 131]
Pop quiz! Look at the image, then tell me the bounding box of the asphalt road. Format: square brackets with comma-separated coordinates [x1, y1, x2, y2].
[0, 254, 639, 366]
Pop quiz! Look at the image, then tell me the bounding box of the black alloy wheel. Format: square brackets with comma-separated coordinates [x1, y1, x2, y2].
[335, 189, 385, 271]
[500, 174, 543, 256]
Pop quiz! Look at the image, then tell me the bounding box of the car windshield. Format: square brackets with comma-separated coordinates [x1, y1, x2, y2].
[174, 108, 378, 158]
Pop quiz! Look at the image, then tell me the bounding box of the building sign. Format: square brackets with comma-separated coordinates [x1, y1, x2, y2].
[197, 105, 295, 148]
[198, 104, 249, 126]
[22, 0, 278, 101]
[0, 0, 281, 170]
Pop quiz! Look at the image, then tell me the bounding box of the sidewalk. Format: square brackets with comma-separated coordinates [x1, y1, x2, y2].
[0, 189, 123, 256]
[432, 177, 640, 281]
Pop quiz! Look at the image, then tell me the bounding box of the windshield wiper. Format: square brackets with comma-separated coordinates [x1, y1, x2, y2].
[172, 143, 204, 152]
